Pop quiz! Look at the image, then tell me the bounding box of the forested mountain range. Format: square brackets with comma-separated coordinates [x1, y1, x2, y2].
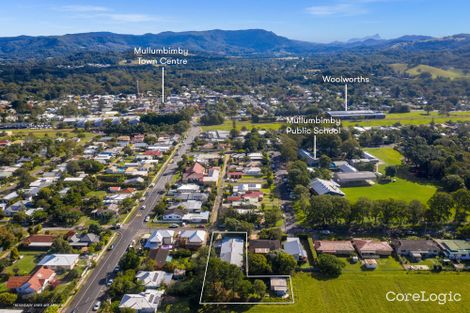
[1, 29, 470, 59]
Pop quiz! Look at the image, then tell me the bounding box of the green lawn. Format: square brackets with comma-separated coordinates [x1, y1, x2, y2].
[86, 191, 107, 199]
[343, 177, 436, 203]
[364, 148, 403, 167]
[343, 110, 470, 127]
[245, 272, 470, 313]
[4, 251, 44, 276]
[364, 147, 403, 173]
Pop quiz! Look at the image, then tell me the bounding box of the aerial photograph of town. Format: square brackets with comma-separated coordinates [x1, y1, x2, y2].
[0, 1, 469, 312]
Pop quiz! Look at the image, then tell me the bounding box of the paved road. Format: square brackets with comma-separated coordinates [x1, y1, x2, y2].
[66, 125, 200, 313]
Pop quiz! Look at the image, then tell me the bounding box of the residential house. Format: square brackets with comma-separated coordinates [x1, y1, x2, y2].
[244, 167, 262, 176]
[434, 239, 470, 261]
[119, 289, 164, 313]
[182, 162, 205, 183]
[182, 211, 210, 223]
[352, 239, 393, 258]
[177, 184, 201, 193]
[179, 230, 208, 248]
[249, 240, 281, 254]
[67, 232, 100, 248]
[22, 234, 56, 249]
[392, 240, 441, 261]
[248, 153, 263, 161]
[162, 209, 185, 222]
[270, 278, 288, 297]
[135, 271, 165, 288]
[151, 248, 172, 269]
[144, 230, 176, 249]
[220, 238, 244, 267]
[37, 254, 79, 270]
[283, 238, 308, 261]
[314, 240, 355, 256]
[7, 267, 56, 296]
[175, 192, 208, 202]
[233, 183, 262, 194]
[202, 167, 220, 185]
[227, 171, 243, 180]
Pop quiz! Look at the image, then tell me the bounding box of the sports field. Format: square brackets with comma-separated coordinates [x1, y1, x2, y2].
[343, 147, 436, 203]
[342, 178, 436, 203]
[364, 147, 403, 173]
[245, 272, 470, 313]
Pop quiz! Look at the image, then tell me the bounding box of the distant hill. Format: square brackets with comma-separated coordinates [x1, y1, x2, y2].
[0, 29, 469, 59]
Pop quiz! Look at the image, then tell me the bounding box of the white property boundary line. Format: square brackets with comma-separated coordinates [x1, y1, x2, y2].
[199, 231, 295, 305]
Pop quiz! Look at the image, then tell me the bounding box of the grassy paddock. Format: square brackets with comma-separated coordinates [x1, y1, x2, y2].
[201, 111, 470, 131]
[245, 272, 470, 313]
[343, 111, 470, 127]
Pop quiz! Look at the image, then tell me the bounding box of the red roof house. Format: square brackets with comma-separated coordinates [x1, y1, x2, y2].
[7, 266, 56, 295]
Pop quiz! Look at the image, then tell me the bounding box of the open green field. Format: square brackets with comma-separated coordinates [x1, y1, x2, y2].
[343, 147, 436, 203]
[342, 178, 436, 203]
[343, 110, 470, 127]
[201, 120, 283, 131]
[364, 148, 403, 167]
[390, 63, 470, 80]
[364, 147, 403, 173]
[245, 272, 470, 313]
[202, 111, 470, 130]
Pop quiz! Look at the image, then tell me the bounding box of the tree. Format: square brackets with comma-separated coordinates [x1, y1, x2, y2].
[0, 292, 17, 306]
[287, 160, 310, 188]
[442, 175, 465, 192]
[385, 166, 397, 177]
[349, 198, 372, 224]
[224, 217, 254, 234]
[408, 200, 426, 225]
[268, 251, 297, 274]
[248, 253, 272, 274]
[109, 269, 143, 299]
[259, 227, 283, 241]
[426, 192, 454, 224]
[319, 154, 332, 169]
[119, 248, 140, 271]
[10, 247, 20, 261]
[252, 279, 267, 299]
[456, 224, 470, 239]
[264, 206, 282, 227]
[317, 254, 345, 278]
[453, 189, 470, 223]
[50, 237, 73, 254]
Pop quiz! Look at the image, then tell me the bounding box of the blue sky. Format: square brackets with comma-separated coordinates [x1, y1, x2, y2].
[1, 0, 469, 42]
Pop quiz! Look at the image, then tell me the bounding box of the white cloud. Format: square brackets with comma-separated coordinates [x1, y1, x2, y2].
[106, 14, 156, 23]
[60, 5, 157, 23]
[61, 5, 110, 13]
[306, 3, 367, 16]
[306, 0, 397, 16]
